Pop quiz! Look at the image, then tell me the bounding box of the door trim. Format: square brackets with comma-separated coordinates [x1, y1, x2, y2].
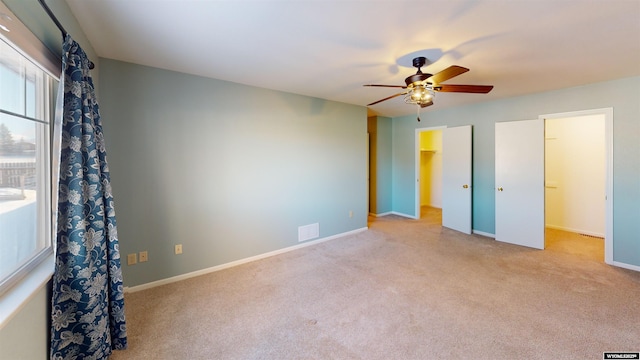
[415, 126, 446, 219]
[539, 108, 613, 264]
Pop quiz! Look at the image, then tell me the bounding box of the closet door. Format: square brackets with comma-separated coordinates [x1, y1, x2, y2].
[442, 125, 472, 234]
[495, 119, 544, 249]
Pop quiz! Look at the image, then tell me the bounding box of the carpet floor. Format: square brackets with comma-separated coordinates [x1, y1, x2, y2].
[110, 208, 640, 360]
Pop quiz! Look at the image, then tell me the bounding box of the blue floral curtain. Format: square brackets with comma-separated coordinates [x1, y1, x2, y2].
[50, 35, 127, 359]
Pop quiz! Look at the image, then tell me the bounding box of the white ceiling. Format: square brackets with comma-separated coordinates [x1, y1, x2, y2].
[65, 0, 640, 118]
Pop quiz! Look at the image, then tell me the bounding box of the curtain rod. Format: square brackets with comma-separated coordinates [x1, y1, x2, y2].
[37, 0, 95, 69]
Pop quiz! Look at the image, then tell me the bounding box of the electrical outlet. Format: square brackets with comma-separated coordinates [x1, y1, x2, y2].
[139, 251, 148, 262]
[127, 253, 137, 265]
[175, 244, 183, 255]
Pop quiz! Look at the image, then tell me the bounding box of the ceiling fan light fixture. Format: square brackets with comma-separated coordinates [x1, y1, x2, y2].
[363, 57, 493, 112]
[405, 84, 434, 106]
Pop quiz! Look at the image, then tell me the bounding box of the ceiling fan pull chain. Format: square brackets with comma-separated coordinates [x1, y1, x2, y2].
[416, 105, 421, 122]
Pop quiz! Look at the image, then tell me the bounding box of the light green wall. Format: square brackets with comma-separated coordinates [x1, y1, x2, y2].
[0, 282, 51, 360]
[368, 116, 392, 214]
[99, 59, 369, 287]
[0, 283, 50, 359]
[390, 76, 640, 267]
[391, 114, 419, 217]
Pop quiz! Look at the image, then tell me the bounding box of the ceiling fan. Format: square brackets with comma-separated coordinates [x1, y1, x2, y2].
[364, 56, 493, 121]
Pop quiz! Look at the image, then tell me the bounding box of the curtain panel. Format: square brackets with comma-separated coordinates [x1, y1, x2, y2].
[50, 35, 127, 360]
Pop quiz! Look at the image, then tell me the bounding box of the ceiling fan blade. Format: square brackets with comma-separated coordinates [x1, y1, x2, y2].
[427, 65, 469, 84]
[363, 84, 407, 88]
[435, 84, 494, 93]
[367, 92, 406, 106]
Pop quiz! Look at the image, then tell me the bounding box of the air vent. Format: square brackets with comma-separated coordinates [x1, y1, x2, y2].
[298, 223, 319, 242]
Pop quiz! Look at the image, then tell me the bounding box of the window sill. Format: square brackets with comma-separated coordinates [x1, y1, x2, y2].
[0, 253, 53, 329]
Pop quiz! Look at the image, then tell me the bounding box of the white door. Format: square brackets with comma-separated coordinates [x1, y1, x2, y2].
[442, 125, 472, 234]
[495, 120, 544, 249]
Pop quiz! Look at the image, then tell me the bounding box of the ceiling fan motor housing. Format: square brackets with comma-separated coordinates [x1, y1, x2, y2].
[405, 56, 431, 86]
[405, 73, 432, 86]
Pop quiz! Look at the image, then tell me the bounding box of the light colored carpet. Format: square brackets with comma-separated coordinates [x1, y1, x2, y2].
[545, 227, 604, 262]
[110, 208, 640, 360]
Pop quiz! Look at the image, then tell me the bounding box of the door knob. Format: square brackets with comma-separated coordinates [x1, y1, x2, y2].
[462, 184, 469, 189]
[497, 187, 503, 191]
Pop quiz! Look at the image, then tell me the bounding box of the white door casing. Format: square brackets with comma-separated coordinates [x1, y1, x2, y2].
[442, 125, 472, 234]
[495, 119, 545, 249]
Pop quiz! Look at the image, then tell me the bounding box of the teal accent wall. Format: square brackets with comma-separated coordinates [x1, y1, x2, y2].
[391, 116, 416, 217]
[99, 59, 368, 287]
[391, 76, 640, 267]
[368, 116, 392, 214]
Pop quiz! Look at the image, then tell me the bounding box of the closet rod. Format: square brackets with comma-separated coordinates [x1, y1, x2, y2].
[37, 0, 95, 69]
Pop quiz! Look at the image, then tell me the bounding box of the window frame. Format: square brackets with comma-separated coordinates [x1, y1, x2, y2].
[0, 83, 54, 293]
[0, 1, 60, 327]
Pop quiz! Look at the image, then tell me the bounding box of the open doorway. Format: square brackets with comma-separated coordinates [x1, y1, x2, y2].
[416, 128, 443, 220]
[544, 114, 606, 261]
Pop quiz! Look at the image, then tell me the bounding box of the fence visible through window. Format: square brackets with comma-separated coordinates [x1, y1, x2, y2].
[0, 162, 36, 198]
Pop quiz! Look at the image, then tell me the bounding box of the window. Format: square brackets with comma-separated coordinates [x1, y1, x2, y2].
[0, 20, 58, 295]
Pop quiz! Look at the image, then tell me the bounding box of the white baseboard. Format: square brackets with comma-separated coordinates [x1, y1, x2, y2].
[391, 211, 418, 219]
[369, 211, 416, 219]
[612, 261, 640, 273]
[545, 224, 604, 238]
[369, 211, 392, 217]
[124, 227, 369, 293]
[473, 230, 495, 238]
